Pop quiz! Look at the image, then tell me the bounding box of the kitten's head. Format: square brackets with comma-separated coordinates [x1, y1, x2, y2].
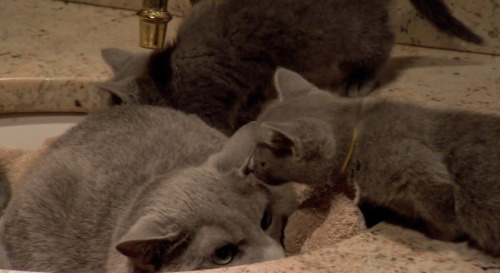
[247, 118, 337, 186]
[112, 123, 297, 272]
[245, 68, 342, 186]
[97, 48, 173, 106]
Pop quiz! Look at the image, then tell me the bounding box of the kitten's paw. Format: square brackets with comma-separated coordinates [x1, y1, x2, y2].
[165, 34, 178, 48]
[425, 222, 466, 242]
[344, 79, 379, 97]
[165, 17, 184, 48]
[342, 68, 380, 97]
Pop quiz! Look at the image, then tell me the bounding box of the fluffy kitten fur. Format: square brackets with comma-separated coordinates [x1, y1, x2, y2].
[0, 105, 296, 272]
[246, 68, 500, 257]
[98, 0, 482, 135]
[0, 165, 10, 269]
[0, 165, 9, 215]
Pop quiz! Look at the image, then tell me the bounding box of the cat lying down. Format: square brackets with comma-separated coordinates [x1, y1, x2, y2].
[0, 137, 367, 264]
[0, 105, 297, 272]
[245, 68, 500, 257]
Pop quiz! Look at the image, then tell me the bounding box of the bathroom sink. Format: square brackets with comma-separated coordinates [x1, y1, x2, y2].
[0, 114, 86, 150]
[0, 0, 140, 151]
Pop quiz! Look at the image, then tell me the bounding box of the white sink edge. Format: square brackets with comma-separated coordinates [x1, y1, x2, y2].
[0, 114, 86, 150]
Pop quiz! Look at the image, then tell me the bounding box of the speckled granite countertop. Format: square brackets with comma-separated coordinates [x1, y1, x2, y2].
[1, 0, 500, 272]
[0, 0, 149, 113]
[61, 0, 500, 55]
[377, 45, 500, 115]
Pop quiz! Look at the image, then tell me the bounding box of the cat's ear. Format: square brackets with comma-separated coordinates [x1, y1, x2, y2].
[273, 67, 315, 101]
[210, 122, 258, 172]
[94, 80, 139, 105]
[257, 122, 304, 158]
[101, 48, 135, 74]
[115, 217, 188, 271]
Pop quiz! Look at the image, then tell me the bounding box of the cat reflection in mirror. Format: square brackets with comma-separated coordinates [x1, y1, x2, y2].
[0, 106, 296, 272]
[245, 68, 500, 257]
[98, 0, 482, 135]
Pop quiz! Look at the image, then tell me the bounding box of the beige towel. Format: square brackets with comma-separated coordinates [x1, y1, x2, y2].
[0, 137, 56, 197]
[284, 183, 366, 255]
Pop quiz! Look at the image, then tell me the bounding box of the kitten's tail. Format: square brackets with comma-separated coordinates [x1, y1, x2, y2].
[408, 0, 483, 45]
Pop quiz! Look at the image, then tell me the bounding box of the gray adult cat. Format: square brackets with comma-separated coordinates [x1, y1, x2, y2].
[98, 0, 482, 135]
[0, 105, 296, 272]
[244, 68, 500, 257]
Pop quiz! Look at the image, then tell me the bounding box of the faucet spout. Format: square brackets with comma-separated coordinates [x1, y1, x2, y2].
[137, 0, 171, 49]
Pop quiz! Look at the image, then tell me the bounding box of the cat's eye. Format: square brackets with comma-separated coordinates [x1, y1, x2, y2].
[211, 245, 238, 265]
[260, 208, 273, 231]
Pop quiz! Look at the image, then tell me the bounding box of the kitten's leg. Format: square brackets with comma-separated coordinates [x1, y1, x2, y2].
[339, 32, 394, 97]
[360, 140, 465, 241]
[298, 62, 347, 95]
[340, 58, 388, 97]
[165, 17, 185, 47]
[406, 178, 464, 241]
[455, 184, 500, 256]
[299, 61, 379, 97]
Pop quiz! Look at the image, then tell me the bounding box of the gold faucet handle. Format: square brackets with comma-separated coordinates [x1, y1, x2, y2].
[138, 0, 172, 49]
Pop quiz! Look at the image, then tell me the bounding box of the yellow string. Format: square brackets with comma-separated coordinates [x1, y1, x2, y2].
[339, 125, 358, 174]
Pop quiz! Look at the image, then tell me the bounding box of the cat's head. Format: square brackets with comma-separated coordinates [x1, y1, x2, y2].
[112, 123, 297, 272]
[96, 48, 173, 106]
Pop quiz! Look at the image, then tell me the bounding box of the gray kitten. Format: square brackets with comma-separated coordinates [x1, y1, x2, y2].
[245, 68, 500, 257]
[0, 105, 296, 272]
[99, 0, 482, 135]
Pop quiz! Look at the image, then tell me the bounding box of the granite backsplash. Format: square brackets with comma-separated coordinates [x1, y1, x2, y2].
[60, 0, 499, 55]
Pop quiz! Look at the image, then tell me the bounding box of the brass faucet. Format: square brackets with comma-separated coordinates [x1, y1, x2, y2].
[137, 0, 172, 49]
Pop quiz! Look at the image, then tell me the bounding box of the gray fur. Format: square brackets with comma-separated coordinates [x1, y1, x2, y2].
[246, 68, 500, 257]
[0, 164, 10, 268]
[0, 165, 10, 214]
[98, 0, 481, 135]
[0, 105, 296, 272]
[0, 238, 10, 269]
[96, 48, 168, 106]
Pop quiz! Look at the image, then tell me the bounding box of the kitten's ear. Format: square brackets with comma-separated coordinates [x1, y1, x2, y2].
[116, 217, 188, 271]
[210, 122, 258, 172]
[257, 122, 303, 158]
[101, 48, 134, 74]
[94, 80, 139, 105]
[274, 67, 315, 101]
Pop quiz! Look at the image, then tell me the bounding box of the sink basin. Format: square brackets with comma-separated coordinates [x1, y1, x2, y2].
[0, 114, 86, 150]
